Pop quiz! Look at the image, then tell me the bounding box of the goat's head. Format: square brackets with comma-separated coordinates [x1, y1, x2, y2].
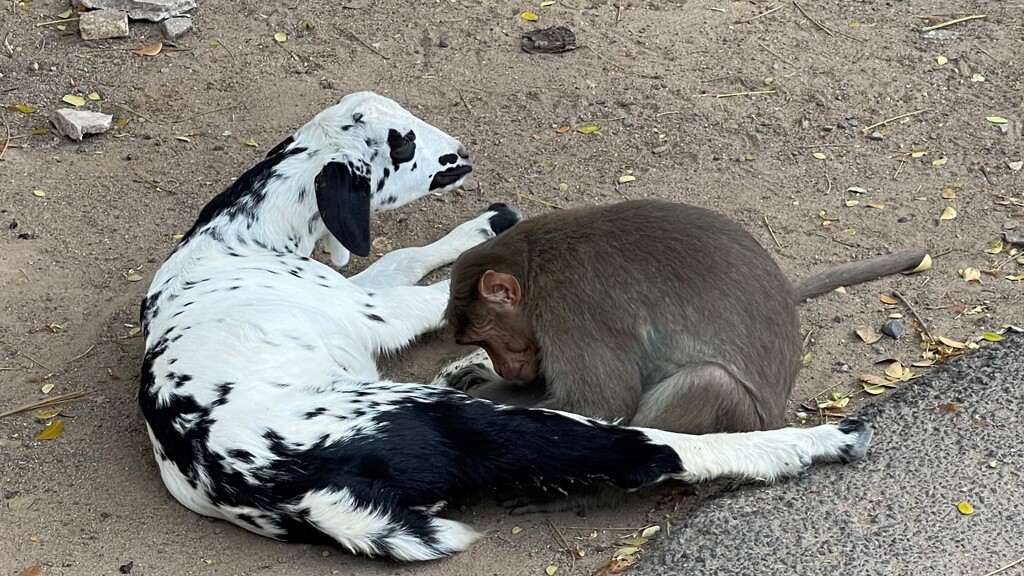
[269, 91, 473, 259]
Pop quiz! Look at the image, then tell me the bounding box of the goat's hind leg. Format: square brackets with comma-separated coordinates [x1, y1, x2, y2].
[350, 203, 520, 291]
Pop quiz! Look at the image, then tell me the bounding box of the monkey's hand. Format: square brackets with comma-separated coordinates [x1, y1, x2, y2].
[447, 364, 501, 392]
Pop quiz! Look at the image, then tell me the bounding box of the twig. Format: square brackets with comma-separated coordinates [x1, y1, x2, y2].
[171, 104, 240, 123]
[797, 143, 857, 148]
[212, 38, 235, 60]
[894, 157, 907, 180]
[0, 391, 90, 420]
[892, 290, 935, 343]
[710, 89, 776, 98]
[345, 28, 390, 60]
[110, 102, 157, 123]
[758, 42, 794, 65]
[736, 4, 784, 24]
[448, 82, 472, 113]
[7, 347, 54, 372]
[0, 111, 10, 161]
[34, 16, 78, 26]
[764, 215, 782, 248]
[815, 232, 859, 249]
[555, 526, 644, 532]
[66, 344, 95, 366]
[861, 108, 929, 134]
[516, 192, 563, 210]
[921, 14, 986, 32]
[583, 44, 622, 70]
[655, 111, 682, 117]
[981, 554, 1024, 576]
[18, 268, 30, 282]
[792, 1, 835, 37]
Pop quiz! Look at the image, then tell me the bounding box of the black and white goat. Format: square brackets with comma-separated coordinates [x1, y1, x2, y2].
[139, 92, 874, 562]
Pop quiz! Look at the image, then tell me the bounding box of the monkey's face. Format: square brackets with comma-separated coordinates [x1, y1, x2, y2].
[456, 304, 541, 383]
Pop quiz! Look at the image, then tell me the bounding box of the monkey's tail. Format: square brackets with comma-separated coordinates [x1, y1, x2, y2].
[791, 249, 929, 303]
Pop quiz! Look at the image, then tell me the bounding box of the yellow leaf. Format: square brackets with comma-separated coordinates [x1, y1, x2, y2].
[911, 150, 928, 158]
[41, 383, 54, 394]
[1006, 274, 1024, 281]
[31, 128, 50, 135]
[14, 104, 35, 113]
[834, 396, 850, 408]
[132, 42, 163, 56]
[906, 254, 932, 273]
[31, 408, 62, 419]
[860, 374, 890, 387]
[848, 21, 860, 28]
[986, 116, 1008, 124]
[618, 175, 636, 184]
[615, 546, 641, 557]
[936, 55, 948, 65]
[845, 199, 860, 207]
[981, 332, 1004, 342]
[541, 0, 555, 5]
[36, 420, 64, 441]
[58, 8, 73, 17]
[640, 525, 661, 538]
[511, 526, 523, 535]
[867, 203, 886, 210]
[56, 24, 67, 31]
[210, 40, 222, 47]
[862, 384, 885, 395]
[941, 188, 957, 199]
[940, 207, 957, 220]
[932, 157, 948, 166]
[172, 232, 184, 241]
[879, 294, 899, 305]
[812, 152, 827, 160]
[87, 91, 101, 101]
[961, 267, 981, 283]
[971, 73, 985, 82]
[62, 94, 85, 107]
[245, 138, 258, 147]
[856, 328, 882, 344]
[843, 228, 857, 236]
[801, 353, 813, 365]
[834, 286, 847, 294]
[32, 189, 46, 197]
[884, 361, 904, 380]
[577, 124, 600, 134]
[521, 11, 539, 21]
[274, 32, 287, 43]
[957, 501, 974, 515]
[545, 566, 557, 576]
[984, 239, 1003, 254]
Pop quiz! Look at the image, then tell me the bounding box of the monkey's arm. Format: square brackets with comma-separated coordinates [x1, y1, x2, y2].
[447, 364, 549, 408]
[792, 249, 928, 302]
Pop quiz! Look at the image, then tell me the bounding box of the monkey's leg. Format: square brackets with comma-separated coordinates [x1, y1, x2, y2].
[630, 363, 774, 434]
[350, 204, 520, 290]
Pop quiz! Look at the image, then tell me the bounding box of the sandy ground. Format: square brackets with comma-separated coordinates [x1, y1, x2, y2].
[1, 0, 1022, 574]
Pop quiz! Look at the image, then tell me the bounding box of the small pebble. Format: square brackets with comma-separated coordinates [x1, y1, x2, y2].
[438, 37, 450, 48]
[881, 319, 906, 340]
[847, 118, 859, 127]
[868, 131, 884, 141]
[652, 145, 670, 155]
[837, 363, 851, 373]
[795, 411, 808, 420]
[897, 215, 913, 223]
[621, 116, 634, 127]
[214, 528, 223, 535]
[460, 176, 479, 192]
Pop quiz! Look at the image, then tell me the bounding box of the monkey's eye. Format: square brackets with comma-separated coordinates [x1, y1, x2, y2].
[387, 129, 417, 164]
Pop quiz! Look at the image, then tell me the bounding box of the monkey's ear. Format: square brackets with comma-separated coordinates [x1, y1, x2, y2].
[315, 161, 372, 257]
[479, 270, 521, 306]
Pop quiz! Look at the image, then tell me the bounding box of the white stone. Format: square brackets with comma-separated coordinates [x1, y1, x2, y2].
[161, 17, 192, 40]
[50, 108, 114, 141]
[78, 9, 129, 40]
[72, 0, 195, 22]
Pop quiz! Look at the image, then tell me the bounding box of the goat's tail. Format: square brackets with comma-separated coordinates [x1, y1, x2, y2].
[792, 249, 929, 302]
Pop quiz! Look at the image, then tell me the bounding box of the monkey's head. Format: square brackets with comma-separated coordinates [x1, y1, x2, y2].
[447, 261, 541, 383]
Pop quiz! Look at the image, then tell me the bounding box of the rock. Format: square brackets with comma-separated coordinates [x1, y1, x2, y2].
[881, 319, 906, 340]
[1008, 160, 1023, 171]
[868, 131, 884, 141]
[437, 37, 450, 48]
[72, 0, 195, 21]
[78, 9, 129, 40]
[50, 108, 114, 141]
[161, 17, 192, 40]
[1004, 230, 1024, 246]
[652, 145, 670, 155]
[459, 176, 479, 192]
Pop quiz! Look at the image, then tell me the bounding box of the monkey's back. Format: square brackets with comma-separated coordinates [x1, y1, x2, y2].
[510, 199, 801, 427]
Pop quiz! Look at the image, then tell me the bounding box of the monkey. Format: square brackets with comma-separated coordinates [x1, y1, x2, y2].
[441, 199, 928, 435]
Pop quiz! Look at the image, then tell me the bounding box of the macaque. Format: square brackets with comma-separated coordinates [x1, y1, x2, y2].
[442, 199, 928, 434]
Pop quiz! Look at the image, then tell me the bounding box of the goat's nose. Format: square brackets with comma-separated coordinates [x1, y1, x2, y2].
[457, 144, 470, 159]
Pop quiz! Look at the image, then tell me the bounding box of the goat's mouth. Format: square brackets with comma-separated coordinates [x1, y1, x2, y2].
[430, 165, 473, 190]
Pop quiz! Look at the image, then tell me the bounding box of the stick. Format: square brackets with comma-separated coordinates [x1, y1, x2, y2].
[981, 553, 1024, 576]
[892, 290, 935, 343]
[12, 349, 54, 372]
[516, 192, 563, 210]
[736, 4, 784, 24]
[345, 28, 390, 60]
[0, 391, 89, 419]
[861, 108, 929, 133]
[171, 104, 240, 123]
[66, 344, 95, 365]
[110, 102, 158, 123]
[764, 215, 782, 248]
[796, 143, 857, 148]
[758, 42, 794, 65]
[0, 111, 10, 161]
[792, 1, 835, 37]
[656, 111, 682, 117]
[921, 14, 986, 32]
[34, 16, 78, 26]
[711, 89, 776, 98]
[212, 38, 235, 60]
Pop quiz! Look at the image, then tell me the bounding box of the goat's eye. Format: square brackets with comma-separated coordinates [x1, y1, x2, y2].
[387, 129, 417, 164]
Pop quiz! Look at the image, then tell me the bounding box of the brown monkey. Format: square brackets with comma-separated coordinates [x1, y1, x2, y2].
[442, 199, 927, 434]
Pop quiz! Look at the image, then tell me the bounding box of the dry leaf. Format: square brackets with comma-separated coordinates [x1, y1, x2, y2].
[984, 239, 1003, 254]
[980, 332, 1004, 342]
[555, 125, 570, 134]
[62, 94, 86, 107]
[36, 420, 64, 441]
[1006, 274, 1024, 281]
[640, 525, 660, 538]
[41, 383, 54, 394]
[856, 328, 882, 344]
[844, 228, 857, 236]
[541, 0, 555, 5]
[511, 526, 523, 535]
[972, 73, 986, 82]
[906, 254, 932, 274]
[847, 186, 867, 194]
[938, 336, 966, 349]
[936, 55, 948, 65]
[941, 188, 956, 200]
[126, 273, 144, 282]
[860, 374, 890, 387]
[618, 175, 636, 184]
[911, 359, 935, 367]
[932, 157, 948, 166]
[31, 128, 50, 135]
[32, 189, 46, 197]
[577, 124, 600, 134]
[879, 294, 899, 305]
[615, 546, 641, 557]
[274, 32, 287, 43]
[845, 199, 860, 207]
[957, 501, 974, 515]
[246, 138, 258, 147]
[621, 537, 649, 546]
[176, 136, 191, 142]
[867, 203, 885, 209]
[834, 286, 847, 294]
[18, 565, 42, 576]
[31, 408, 61, 419]
[13, 104, 35, 114]
[87, 91, 101, 101]
[210, 40, 222, 47]
[862, 383, 885, 395]
[133, 42, 163, 56]
[545, 566, 558, 576]
[58, 8, 73, 17]
[884, 361, 904, 380]
[937, 402, 960, 413]
[812, 152, 827, 160]
[960, 268, 981, 283]
[521, 11, 539, 21]
[986, 116, 1008, 124]
[940, 207, 957, 220]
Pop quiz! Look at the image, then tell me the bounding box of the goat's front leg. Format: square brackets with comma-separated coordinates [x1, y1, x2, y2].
[363, 280, 453, 354]
[350, 204, 520, 291]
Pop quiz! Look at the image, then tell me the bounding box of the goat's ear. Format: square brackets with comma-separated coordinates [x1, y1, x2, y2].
[314, 161, 371, 257]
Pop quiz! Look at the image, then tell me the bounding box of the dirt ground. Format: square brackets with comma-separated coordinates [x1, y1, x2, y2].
[1, 0, 1022, 574]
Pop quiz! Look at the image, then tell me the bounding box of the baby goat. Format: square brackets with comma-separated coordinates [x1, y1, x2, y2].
[139, 92, 874, 562]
